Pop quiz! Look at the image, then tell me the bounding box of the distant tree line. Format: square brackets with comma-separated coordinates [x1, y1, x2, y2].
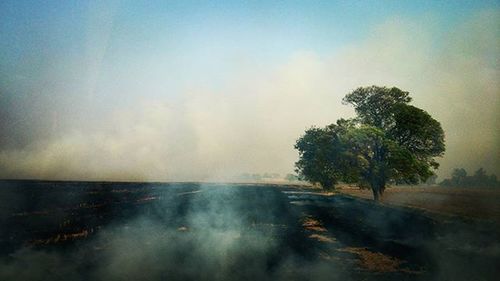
[238, 173, 304, 182]
[439, 168, 499, 188]
[239, 173, 282, 181]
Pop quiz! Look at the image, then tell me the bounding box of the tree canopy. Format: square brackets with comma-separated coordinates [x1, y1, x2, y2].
[294, 124, 348, 189]
[295, 86, 445, 200]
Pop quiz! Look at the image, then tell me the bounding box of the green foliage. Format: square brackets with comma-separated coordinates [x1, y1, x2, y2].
[294, 120, 353, 189]
[342, 86, 412, 129]
[388, 104, 445, 161]
[294, 127, 337, 189]
[295, 85, 446, 200]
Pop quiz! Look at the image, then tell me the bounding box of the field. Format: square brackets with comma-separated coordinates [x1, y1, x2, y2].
[0, 180, 499, 281]
[339, 186, 500, 223]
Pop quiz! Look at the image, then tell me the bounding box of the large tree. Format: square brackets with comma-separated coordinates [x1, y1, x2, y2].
[295, 86, 445, 200]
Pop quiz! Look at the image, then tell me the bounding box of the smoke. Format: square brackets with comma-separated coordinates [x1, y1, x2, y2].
[0, 9, 498, 181]
[2, 180, 499, 281]
[0, 183, 348, 281]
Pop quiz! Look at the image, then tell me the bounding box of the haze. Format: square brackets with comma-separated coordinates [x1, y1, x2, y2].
[0, 1, 499, 181]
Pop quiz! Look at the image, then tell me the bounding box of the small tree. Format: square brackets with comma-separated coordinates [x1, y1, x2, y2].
[472, 168, 489, 187]
[451, 168, 467, 186]
[295, 86, 445, 200]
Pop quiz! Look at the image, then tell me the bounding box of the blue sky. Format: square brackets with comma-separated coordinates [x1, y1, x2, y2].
[1, 0, 497, 81]
[0, 1, 499, 180]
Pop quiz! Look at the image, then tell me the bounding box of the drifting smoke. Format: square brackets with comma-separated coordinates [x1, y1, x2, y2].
[2, 181, 498, 281]
[0, 183, 350, 281]
[0, 7, 498, 181]
[1, 4, 498, 281]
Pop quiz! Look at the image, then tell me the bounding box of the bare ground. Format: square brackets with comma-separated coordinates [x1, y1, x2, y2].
[338, 186, 500, 224]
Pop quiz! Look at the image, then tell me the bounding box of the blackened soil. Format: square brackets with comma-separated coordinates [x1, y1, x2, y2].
[0, 180, 498, 281]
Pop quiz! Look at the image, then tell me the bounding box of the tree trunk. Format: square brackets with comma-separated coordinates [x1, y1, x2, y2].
[379, 183, 386, 196]
[370, 175, 386, 201]
[372, 186, 380, 201]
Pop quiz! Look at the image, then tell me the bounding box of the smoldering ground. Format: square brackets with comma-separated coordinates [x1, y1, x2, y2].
[0, 182, 350, 281]
[1, 181, 499, 281]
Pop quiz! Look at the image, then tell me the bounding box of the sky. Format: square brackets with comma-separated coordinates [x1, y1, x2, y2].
[0, 0, 499, 181]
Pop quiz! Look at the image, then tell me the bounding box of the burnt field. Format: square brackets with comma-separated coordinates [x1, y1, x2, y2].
[0, 180, 499, 281]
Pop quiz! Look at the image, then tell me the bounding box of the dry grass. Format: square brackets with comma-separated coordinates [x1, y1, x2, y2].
[339, 186, 500, 223]
[302, 217, 327, 232]
[338, 247, 407, 273]
[309, 233, 336, 243]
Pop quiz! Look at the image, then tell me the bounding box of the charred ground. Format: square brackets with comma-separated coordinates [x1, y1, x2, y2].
[0, 180, 498, 281]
